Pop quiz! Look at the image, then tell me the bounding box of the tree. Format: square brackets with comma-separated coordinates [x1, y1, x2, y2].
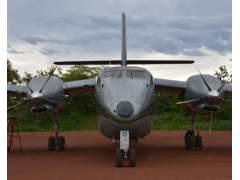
[23, 66, 63, 84]
[214, 59, 232, 121]
[7, 59, 24, 110]
[7, 59, 22, 84]
[214, 59, 232, 84]
[61, 65, 107, 115]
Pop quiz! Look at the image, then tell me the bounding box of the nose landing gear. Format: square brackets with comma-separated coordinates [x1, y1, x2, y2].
[116, 148, 136, 167]
[116, 130, 136, 167]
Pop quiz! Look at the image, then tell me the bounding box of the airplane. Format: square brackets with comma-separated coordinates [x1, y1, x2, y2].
[7, 13, 232, 167]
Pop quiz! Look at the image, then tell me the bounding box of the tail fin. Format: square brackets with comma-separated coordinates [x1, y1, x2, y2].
[121, 13, 127, 66]
[54, 13, 195, 66]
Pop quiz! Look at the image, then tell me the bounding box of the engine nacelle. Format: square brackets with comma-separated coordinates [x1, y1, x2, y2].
[182, 74, 224, 115]
[26, 76, 66, 116]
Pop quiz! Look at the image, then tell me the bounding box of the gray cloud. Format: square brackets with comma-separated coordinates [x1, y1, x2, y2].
[39, 48, 58, 55]
[7, 44, 25, 54]
[24, 37, 67, 45]
[7, 0, 232, 57]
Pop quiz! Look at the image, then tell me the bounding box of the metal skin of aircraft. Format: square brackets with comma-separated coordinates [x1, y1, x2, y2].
[7, 13, 232, 167]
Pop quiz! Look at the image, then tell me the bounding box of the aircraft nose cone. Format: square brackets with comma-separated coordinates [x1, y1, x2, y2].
[116, 101, 134, 118]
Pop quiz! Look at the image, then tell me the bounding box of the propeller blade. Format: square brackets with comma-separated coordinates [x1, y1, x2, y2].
[176, 97, 205, 104]
[219, 97, 229, 103]
[43, 98, 73, 107]
[217, 77, 232, 92]
[39, 66, 57, 93]
[26, 85, 33, 93]
[7, 100, 30, 110]
[195, 65, 212, 92]
[37, 103, 39, 132]
[209, 106, 213, 133]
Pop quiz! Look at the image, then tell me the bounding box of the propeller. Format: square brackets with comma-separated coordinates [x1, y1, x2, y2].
[7, 66, 60, 130]
[176, 97, 205, 104]
[176, 65, 231, 133]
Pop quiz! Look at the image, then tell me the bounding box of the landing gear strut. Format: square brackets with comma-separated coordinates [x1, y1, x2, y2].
[48, 110, 65, 151]
[185, 110, 202, 150]
[116, 130, 136, 167]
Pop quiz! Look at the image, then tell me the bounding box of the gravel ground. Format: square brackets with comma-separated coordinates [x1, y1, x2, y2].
[7, 131, 232, 180]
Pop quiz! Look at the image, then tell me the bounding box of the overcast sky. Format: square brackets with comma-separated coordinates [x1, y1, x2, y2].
[7, 0, 232, 81]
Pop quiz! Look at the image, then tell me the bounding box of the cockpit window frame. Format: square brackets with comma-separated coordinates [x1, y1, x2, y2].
[103, 70, 146, 79]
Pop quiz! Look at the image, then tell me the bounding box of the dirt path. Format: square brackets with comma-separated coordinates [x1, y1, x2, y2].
[7, 131, 232, 180]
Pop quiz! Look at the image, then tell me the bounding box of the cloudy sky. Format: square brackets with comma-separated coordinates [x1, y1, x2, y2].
[7, 0, 232, 81]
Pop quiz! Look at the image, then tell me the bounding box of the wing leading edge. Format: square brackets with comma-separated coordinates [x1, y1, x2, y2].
[63, 79, 96, 95]
[54, 60, 194, 66]
[154, 78, 186, 94]
[7, 84, 27, 98]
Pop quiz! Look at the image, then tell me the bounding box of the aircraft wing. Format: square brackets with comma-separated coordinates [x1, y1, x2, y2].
[63, 79, 95, 95]
[223, 84, 232, 96]
[154, 78, 186, 94]
[7, 84, 28, 98]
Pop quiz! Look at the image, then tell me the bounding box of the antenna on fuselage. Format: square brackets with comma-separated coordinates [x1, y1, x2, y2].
[121, 13, 127, 66]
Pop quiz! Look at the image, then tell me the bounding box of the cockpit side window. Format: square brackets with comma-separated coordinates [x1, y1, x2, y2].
[96, 75, 101, 85]
[150, 75, 154, 84]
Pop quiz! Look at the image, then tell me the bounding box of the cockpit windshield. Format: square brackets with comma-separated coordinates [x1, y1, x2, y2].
[104, 70, 146, 79]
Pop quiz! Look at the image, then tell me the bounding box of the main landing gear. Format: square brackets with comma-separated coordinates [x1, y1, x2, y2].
[48, 111, 65, 151]
[116, 130, 136, 167]
[185, 110, 202, 150]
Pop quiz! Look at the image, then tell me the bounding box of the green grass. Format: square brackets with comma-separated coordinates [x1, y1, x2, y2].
[152, 113, 232, 131]
[7, 111, 232, 132]
[7, 111, 98, 132]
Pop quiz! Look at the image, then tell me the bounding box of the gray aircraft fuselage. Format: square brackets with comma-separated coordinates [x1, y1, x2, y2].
[95, 66, 154, 139]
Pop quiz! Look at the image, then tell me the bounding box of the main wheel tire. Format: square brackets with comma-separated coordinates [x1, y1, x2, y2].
[58, 136, 65, 150]
[129, 148, 136, 167]
[185, 135, 192, 149]
[48, 136, 55, 151]
[116, 148, 122, 167]
[196, 135, 202, 149]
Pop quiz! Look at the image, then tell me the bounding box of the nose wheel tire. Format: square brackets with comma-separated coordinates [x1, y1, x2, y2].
[48, 136, 55, 151]
[116, 148, 122, 167]
[58, 136, 65, 150]
[129, 148, 136, 167]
